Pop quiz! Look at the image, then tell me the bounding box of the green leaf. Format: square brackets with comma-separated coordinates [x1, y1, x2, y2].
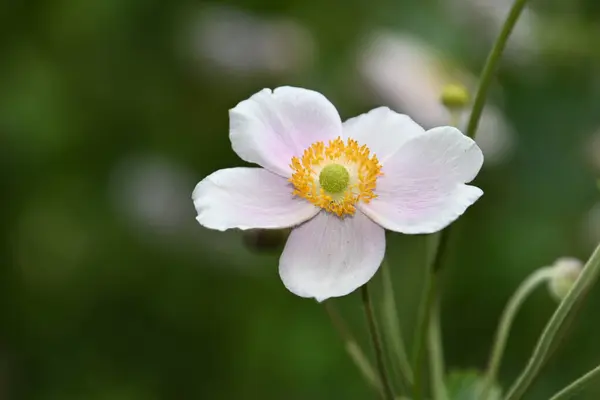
[446, 370, 502, 400]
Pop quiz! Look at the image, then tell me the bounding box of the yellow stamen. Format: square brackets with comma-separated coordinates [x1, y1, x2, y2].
[289, 137, 383, 217]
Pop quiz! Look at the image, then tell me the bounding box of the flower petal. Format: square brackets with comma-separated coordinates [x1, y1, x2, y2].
[279, 211, 385, 301]
[229, 86, 343, 177]
[343, 107, 425, 162]
[193, 167, 319, 231]
[359, 126, 484, 234]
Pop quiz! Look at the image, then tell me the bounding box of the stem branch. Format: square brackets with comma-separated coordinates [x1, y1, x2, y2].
[504, 244, 600, 400]
[481, 267, 554, 398]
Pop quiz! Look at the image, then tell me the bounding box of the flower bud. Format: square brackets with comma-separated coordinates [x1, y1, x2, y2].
[440, 83, 470, 110]
[548, 257, 583, 301]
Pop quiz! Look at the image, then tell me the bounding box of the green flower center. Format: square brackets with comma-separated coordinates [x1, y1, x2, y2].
[319, 164, 350, 194]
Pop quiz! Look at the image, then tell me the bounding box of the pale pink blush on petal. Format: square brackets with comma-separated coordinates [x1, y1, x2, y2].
[279, 210, 385, 302]
[359, 126, 484, 234]
[229, 86, 343, 177]
[343, 107, 425, 163]
[193, 167, 320, 231]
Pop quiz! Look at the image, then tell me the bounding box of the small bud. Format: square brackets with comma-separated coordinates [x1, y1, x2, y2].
[548, 257, 583, 301]
[243, 229, 290, 253]
[440, 83, 470, 110]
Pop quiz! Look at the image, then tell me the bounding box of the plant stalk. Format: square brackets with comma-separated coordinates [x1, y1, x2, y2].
[362, 283, 396, 400]
[505, 244, 600, 400]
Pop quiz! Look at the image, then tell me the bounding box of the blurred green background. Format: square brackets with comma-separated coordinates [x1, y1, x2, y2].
[2, 0, 600, 398]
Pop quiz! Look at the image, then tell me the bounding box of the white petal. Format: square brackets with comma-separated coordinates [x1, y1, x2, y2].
[343, 107, 425, 162]
[229, 86, 343, 177]
[193, 167, 319, 231]
[359, 126, 484, 234]
[279, 211, 385, 301]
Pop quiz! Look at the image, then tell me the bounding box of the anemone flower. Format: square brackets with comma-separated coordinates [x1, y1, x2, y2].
[193, 86, 483, 301]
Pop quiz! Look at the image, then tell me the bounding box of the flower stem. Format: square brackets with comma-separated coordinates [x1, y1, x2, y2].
[420, 0, 533, 394]
[465, 0, 531, 139]
[480, 267, 554, 398]
[428, 299, 449, 400]
[361, 283, 396, 400]
[548, 364, 600, 400]
[413, 234, 441, 400]
[380, 259, 414, 389]
[504, 243, 600, 400]
[414, 2, 533, 391]
[323, 301, 383, 395]
[430, 0, 533, 274]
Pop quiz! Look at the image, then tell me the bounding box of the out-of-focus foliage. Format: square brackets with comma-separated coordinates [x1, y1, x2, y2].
[1, 0, 600, 399]
[446, 370, 502, 400]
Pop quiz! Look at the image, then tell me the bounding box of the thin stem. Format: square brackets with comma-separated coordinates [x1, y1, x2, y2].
[505, 243, 600, 400]
[412, 271, 436, 400]
[449, 110, 462, 129]
[549, 364, 600, 400]
[413, 234, 441, 400]
[465, 0, 531, 139]
[432, 230, 450, 273]
[421, 0, 533, 394]
[362, 283, 395, 400]
[480, 267, 554, 398]
[428, 299, 449, 400]
[380, 259, 414, 389]
[430, 0, 532, 275]
[323, 302, 383, 395]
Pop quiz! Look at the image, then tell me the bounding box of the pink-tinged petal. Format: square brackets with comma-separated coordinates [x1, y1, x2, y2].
[343, 107, 425, 162]
[359, 126, 484, 234]
[279, 211, 385, 301]
[193, 167, 319, 231]
[229, 86, 343, 177]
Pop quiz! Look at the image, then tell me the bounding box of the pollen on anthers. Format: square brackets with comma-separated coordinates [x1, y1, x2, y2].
[289, 137, 383, 217]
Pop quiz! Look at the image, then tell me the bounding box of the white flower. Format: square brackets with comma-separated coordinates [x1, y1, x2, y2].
[192, 86, 484, 301]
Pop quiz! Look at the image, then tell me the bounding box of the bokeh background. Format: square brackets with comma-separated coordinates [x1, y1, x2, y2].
[2, 0, 600, 398]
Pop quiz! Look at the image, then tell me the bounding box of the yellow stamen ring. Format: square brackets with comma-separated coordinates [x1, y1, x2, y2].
[289, 137, 383, 217]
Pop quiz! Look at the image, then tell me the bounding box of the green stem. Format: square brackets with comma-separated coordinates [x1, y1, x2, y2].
[412, 271, 436, 400]
[362, 283, 396, 400]
[548, 364, 600, 400]
[421, 0, 533, 394]
[431, 230, 450, 273]
[323, 301, 383, 395]
[413, 234, 441, 400]
[430, 0, 532, 280]
[431, 0, 532, 283]
[464, 0, 531, 139]
[428, 299, 449, 400]
[380, 259, 414, 389]
[504, 243, 600, 400]
[480, 267, 554, 398]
